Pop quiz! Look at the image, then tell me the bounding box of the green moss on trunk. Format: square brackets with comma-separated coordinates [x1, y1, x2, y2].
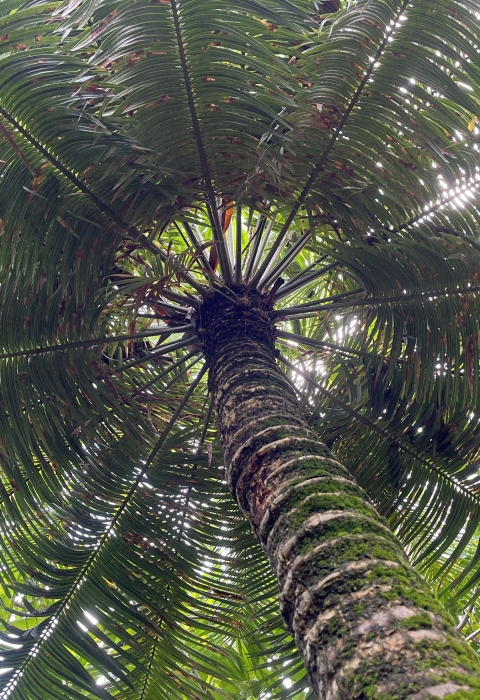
[203, 289, 480, 699]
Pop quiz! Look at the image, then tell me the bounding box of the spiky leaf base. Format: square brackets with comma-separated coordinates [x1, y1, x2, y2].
[203, 289, 480, 699]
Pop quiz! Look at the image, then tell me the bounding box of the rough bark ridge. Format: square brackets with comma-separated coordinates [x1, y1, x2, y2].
[202, 288, 480, 700]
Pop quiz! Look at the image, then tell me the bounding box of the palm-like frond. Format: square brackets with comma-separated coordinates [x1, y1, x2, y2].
[0, 0, 479, 696]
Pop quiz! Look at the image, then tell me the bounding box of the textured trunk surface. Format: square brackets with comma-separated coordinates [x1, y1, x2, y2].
[202, 289, 480, 700]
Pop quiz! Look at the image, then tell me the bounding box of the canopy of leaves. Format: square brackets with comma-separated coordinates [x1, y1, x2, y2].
[0, 0, 479, 698]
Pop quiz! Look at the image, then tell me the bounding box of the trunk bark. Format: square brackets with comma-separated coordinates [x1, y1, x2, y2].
[202, 289, 480, 700]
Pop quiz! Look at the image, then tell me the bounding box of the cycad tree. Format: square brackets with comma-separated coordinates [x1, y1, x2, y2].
[1, 0, 480, 697]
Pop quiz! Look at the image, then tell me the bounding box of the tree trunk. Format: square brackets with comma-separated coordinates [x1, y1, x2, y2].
[202, 288, 480, 700]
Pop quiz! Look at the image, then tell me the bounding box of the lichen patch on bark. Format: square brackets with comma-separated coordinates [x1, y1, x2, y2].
[406, 682, 471, 699]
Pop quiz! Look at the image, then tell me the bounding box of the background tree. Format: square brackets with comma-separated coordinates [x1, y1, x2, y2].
[0, 0, 480, 697]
